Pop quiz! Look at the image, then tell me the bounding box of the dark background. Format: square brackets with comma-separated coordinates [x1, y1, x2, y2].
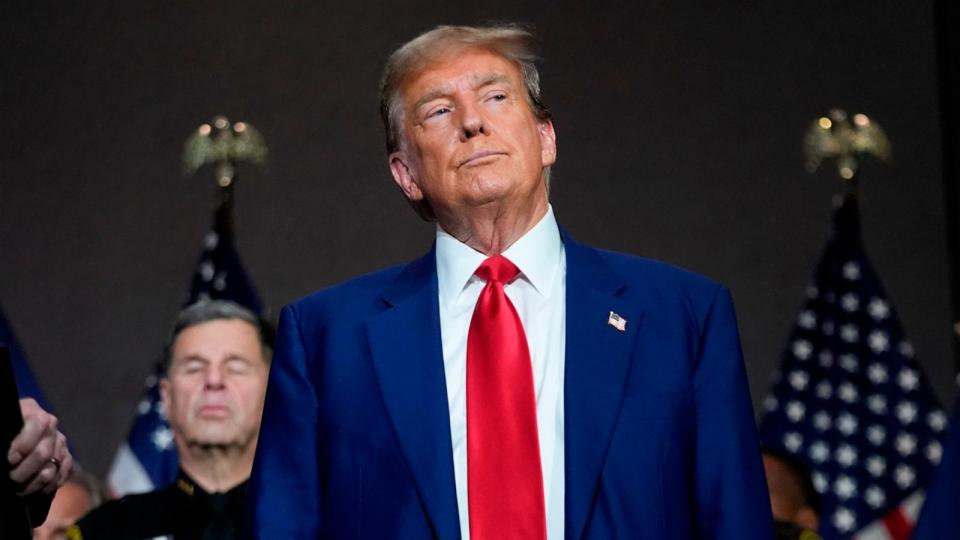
[2, 1, 955, 478]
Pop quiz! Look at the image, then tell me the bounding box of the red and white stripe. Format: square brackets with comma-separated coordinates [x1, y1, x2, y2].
[853, 492, 924, 540]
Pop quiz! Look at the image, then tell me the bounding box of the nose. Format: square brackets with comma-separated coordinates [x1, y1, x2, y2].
[204, 365, 226, 390]
[459, 101, 486, 140]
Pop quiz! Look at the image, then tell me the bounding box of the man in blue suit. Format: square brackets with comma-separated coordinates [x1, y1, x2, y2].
[247, 24, 773, 539]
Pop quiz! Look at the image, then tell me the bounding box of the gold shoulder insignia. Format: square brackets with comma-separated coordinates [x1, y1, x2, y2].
[65, 524, 84, 540]
[799, 529, 823, 540]
[177, 477, 195, 496]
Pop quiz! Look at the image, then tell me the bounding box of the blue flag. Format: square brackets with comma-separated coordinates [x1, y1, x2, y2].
[107, 200, 263, 496]
[0, 304, 52, 411]
[759, 195, 946, 540]
[910, 390, 960, 539]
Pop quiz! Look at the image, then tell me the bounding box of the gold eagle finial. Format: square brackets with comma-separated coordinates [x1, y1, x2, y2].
[803, 109, 890, 181]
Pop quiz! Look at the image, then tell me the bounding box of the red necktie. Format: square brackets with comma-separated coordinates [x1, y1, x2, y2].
[467, 255, 546, 540]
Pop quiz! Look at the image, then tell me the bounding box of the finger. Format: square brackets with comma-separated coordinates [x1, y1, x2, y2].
[8, 429, 55, 485]
[18, 460, 58, 496]
[51, 434, 71, 489]
[8, 410, 56, 466]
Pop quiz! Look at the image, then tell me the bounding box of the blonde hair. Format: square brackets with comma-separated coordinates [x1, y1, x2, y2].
[378, 24, 552, 220]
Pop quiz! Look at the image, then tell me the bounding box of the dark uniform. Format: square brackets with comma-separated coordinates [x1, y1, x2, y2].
[67, 470, 246, 540]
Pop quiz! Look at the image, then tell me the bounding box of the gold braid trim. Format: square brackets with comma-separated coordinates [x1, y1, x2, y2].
[65, 524, 84, 540]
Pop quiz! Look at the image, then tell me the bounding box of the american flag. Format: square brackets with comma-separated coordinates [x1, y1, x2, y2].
[759, 195, 946, 540]
[911, 389, 960, 539]
[107, 198, 263, 496]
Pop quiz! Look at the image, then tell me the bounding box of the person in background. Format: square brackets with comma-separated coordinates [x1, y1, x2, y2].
[32, 468, 102, 540]
[763, 448, 822, 540]
[71, 300, 271, 540]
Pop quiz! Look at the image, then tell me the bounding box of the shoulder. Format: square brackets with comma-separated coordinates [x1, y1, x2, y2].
[593, 247, 721, 292]
[277, 249, 438, 341]
[572, 243, 734, 335]
[284, 262, 407, 319]
[588, 246, 727, 306]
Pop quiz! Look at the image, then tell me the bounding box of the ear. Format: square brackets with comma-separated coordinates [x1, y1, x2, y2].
[159, 377, 172, 414]
[538, 119, 557, 167]
[389, 151, 424, 202]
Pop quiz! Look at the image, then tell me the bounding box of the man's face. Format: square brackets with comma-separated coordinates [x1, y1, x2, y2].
[33, 481, 91, 540]
[389, 47, 557, 224]
[160, 319, 269, 451]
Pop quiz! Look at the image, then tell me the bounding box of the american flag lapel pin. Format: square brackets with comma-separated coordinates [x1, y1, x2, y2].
[607, 311, 626, 332]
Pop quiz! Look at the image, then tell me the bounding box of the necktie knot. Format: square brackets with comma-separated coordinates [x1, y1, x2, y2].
[474, 255, 520, 284]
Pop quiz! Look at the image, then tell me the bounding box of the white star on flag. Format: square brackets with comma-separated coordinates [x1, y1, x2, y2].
[810, 440, 830, 462]
[784, 432, 803, 452]
[792, 339, 813, 360]
[841, 293, 860, 312]
[867, 298, 889, 320]
[813, 410, 832, 431]
[152, 427, 174, 451]
[200, 261, 215, 281]
[896, 433, 917, 456]
[868, 330, 889, 353]
[836, 444, 858, 467]
[867, 363, 888, 383]
[836, 412, 858, 436]
[865, 486, 886, 509]
[786, 401, 806, 422]
[894, 464, 915, 489]
[834, 475, 858, 499]
[834, 507, 857, 532]
[838, 382, 858, 403]
[764, 395, 778, 412]
[815, 381, 833, 399]
[137, 399, 152, 415]
[867, 425, 886, 446]
[840, 354, 859, 372]
[897, 401, 918, 424]
[818, 350, 834, 367]
[842, 261, 861, 280]
[867, 394, 887, 414]
[797, 310, 817, 329]
[927, 410, 947, 432]
[203, 231, 219, 249]
[789, 371, 809, 391]
[925, 441, 942, 464]
[840, 324, 859, 343]
[866, 455, 886, 477]
[898, 368, 919, 391]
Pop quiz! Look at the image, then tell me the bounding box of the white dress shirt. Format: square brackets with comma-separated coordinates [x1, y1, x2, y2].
[436, 205, 566, 540]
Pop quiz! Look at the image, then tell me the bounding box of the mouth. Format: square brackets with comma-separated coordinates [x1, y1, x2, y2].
[198, 404, 230, 418]
[458, 150, 506, 168]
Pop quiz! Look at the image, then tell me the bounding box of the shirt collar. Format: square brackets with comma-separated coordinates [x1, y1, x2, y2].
[436, 205, 563, 308]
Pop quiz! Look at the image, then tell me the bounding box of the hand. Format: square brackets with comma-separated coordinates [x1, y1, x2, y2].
[8, 398, 73, 495]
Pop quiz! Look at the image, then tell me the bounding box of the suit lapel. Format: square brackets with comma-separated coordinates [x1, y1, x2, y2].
[365, 248, 461, 540]
[562, 235, 644, 540]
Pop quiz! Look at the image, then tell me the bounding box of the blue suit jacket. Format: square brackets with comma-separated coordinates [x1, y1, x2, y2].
[247, 233, 773, 539]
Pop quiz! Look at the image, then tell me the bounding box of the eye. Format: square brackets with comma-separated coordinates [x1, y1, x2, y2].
[491, 93, 507, 102]
[182, 361, 205, 374]
[426, 106, 451, 119]
[225, 358, 253, 375]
